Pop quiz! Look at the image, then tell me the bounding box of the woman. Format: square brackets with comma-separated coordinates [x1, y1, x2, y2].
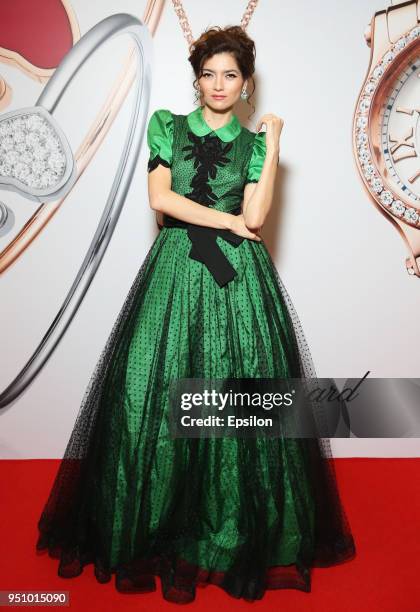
[36, 26, 356, 604]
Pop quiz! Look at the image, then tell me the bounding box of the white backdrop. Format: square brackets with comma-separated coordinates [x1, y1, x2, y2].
[0, 0, 418, 458]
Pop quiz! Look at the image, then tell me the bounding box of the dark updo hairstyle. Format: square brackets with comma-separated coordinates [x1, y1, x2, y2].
[188, 25, 256, 119]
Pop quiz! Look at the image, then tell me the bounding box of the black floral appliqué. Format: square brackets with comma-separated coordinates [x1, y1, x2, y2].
[182, 131, 232, 206]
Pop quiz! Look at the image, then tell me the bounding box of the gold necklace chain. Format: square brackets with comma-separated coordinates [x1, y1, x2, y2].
[171, 0, 260, 50]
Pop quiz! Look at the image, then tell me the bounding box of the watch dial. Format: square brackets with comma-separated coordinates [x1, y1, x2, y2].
[382, 54, 420, 206]
[354, 27, 420, 227]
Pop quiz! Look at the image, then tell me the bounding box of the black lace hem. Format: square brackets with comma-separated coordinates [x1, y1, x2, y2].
[36, 527, 355, 603]
[148, 155, 171, 173]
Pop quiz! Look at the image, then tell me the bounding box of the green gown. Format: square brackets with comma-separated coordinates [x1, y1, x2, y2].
[36, 105, 356, 603]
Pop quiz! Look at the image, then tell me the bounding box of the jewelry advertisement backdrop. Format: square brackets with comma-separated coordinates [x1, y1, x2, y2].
[0, 0, 419, 461]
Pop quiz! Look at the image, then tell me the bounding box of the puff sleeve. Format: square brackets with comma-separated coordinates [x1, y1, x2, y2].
[245, 130, 267, 183]
[147, 108, 174, 173]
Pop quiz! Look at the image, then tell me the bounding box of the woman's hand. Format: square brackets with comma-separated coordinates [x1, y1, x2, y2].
[255, 113, 284, 153]
[230, 213, 262, 241]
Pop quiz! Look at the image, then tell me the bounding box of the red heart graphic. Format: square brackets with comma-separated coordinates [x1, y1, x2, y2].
[0, 0, 76, 69]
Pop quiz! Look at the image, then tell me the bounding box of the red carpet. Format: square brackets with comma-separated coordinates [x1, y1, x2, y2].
[1, 458, 419, 611]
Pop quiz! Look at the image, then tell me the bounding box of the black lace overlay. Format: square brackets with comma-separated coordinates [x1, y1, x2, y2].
[148, 154, 171, 173]
[182, 131, 233, 206]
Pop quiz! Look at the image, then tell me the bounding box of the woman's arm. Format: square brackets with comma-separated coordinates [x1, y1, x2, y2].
[242, 113, 284, 232]
[242, 149, 279, 231]
[148, 164, 261, 241]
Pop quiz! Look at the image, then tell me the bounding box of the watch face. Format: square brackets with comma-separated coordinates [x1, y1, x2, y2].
[353, 26, 420, 227]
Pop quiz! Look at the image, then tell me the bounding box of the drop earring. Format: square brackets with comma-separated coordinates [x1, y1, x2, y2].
[241, 87, 248, 100]
[194, 84, 202, 104]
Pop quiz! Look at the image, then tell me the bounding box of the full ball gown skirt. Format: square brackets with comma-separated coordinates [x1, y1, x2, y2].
[36, 107, 356, 603]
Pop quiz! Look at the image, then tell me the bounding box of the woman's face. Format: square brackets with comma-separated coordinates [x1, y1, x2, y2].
[198, 52, 246, 111]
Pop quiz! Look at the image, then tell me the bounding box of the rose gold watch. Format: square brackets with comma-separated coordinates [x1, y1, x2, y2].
[353, 0, 420, 277]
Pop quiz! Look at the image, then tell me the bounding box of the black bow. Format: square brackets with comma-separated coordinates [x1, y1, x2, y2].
[162, 212, 244, 287]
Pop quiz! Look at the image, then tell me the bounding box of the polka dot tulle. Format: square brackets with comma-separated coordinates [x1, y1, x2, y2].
[35, 109, 356, 604]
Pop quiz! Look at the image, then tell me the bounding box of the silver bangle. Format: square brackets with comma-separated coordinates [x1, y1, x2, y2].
[0, 13, 152, 409]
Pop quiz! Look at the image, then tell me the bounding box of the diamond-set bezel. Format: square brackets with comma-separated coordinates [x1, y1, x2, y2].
[0, 105, 75, 202]
[354, 25, 420, 227]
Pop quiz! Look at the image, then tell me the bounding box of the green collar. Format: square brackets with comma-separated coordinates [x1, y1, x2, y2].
[187, 106, 242, 142]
